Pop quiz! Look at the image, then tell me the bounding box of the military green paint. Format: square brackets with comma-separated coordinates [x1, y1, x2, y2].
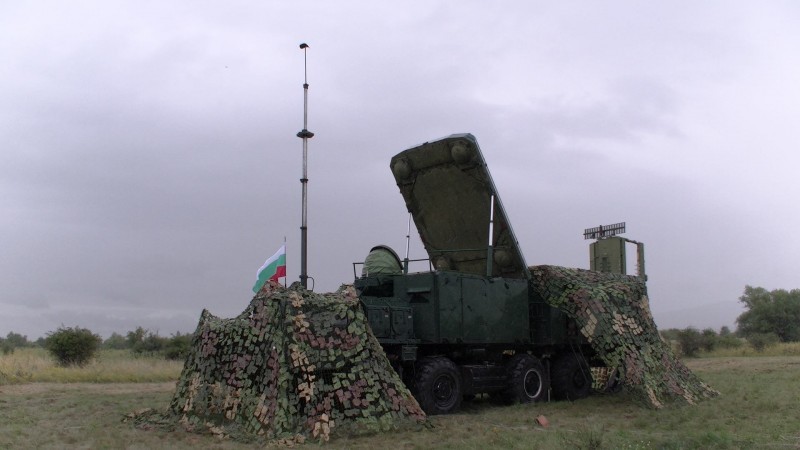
[390, 134, 529, 279]
[461, 276, 529, 343]
[359, 133, 717, 409]
[590, 236, 627, 274]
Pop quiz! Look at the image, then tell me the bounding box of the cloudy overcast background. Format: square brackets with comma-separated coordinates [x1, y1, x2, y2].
[2, 1, 799, 339]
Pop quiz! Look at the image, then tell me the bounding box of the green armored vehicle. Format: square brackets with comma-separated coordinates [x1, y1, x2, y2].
[354, 134, 612, 414]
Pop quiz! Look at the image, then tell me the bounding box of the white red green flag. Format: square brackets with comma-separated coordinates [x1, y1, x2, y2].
[252, 245, 286, 292]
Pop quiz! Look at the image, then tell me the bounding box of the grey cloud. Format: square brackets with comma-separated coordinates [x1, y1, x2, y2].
[2, 2, 798, 339]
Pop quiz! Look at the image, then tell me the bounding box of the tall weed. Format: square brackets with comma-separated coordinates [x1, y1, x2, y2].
[0, 347, 181, 384]
[701, 341, 800, 357]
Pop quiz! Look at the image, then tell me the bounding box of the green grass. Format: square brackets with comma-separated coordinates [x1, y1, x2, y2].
[398, 357, 800, 449]
[1, 354, 799, 449]
[700, 341, 800, 358]
[0, 348, 182, 384]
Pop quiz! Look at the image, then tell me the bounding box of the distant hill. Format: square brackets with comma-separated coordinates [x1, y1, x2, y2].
[651, 301, 745, 331]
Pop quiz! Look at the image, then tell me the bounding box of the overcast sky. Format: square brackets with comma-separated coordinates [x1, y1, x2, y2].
[3, 1, 799, 339]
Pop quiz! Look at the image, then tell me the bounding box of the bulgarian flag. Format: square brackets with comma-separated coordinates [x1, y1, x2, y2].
[252, 245, 286, 292]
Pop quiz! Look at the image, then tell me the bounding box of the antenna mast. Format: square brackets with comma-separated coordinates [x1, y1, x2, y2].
[297, 43, 314, 289]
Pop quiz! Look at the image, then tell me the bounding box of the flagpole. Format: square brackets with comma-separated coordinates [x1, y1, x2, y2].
[297, 43, 314, 289]
[283, 236, 287, 288]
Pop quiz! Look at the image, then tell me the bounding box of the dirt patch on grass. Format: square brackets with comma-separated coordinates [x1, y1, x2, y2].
[0, 382, 176, 396]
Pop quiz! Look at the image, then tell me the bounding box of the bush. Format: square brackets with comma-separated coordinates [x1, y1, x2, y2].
[127, 327, 166, 355]
[677, 327, 703, 357]
[5, 332, 29, 349]
[1, 339, 13, 355]
[103, 332, 128, 350]
[138, 333, 167, 355]
[45, 326, 102, 367]
[163, 332, 192, 360]
[716, 334, 744, 349]
[126, 327, 192, 359]
[701, 328, 718, 352]
[1, 332, 31, 354]
[747, 332, 780, 352]
[659, 328, 682, 342]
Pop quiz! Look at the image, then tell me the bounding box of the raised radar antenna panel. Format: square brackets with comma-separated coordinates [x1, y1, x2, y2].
[583, 222, 626, 240]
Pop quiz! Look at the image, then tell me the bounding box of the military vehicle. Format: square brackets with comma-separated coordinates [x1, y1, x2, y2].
[353, 134, 613, 414]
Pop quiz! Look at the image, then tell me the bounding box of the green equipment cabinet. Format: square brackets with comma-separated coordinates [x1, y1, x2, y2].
[590, 236, 627, 274]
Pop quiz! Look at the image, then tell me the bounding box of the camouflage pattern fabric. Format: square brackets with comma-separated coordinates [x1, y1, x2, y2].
[531, 265, 719, 408]
[137, 282, 425, 442]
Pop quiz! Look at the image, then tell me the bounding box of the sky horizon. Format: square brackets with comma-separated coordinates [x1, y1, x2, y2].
[3, 1, 798, 340]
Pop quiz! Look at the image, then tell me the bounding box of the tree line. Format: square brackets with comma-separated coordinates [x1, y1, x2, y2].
[1, 327, 192, 366]
[2, 284, 799, 365]
[661, 285, 800, 356]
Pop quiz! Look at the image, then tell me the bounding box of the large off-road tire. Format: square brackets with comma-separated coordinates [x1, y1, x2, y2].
[502, 353, 549, 404]
[411, 356, 462, 414]
[551, 354, 592, 401]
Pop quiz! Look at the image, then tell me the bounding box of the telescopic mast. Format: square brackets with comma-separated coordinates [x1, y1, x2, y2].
[297, 43, 314, 289]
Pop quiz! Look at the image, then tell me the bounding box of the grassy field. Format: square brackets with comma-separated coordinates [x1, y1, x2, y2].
[0, 348, 182, 384]
[1, 350, 799, 449]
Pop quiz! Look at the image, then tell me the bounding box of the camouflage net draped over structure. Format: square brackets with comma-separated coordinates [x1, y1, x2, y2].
[531, 265, 718, 408]
[152, 283, 424, 442]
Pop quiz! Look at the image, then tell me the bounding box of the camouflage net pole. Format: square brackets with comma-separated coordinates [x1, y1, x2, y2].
[531, 265, 719, 408]
[133, 282, 425, 443]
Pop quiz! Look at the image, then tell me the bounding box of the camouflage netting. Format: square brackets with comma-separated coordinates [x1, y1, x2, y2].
[134, 282, 425, 443]
[531, 265, 719, 408]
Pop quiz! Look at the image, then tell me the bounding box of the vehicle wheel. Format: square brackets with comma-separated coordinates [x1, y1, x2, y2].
[551, 354, 592, 401]
[502, 354, 549, 403]
[411, 356, 462, 414]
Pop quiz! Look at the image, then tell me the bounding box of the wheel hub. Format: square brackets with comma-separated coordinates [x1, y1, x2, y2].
[523, 369, 543, 398]
[433, 374, 456, 405]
